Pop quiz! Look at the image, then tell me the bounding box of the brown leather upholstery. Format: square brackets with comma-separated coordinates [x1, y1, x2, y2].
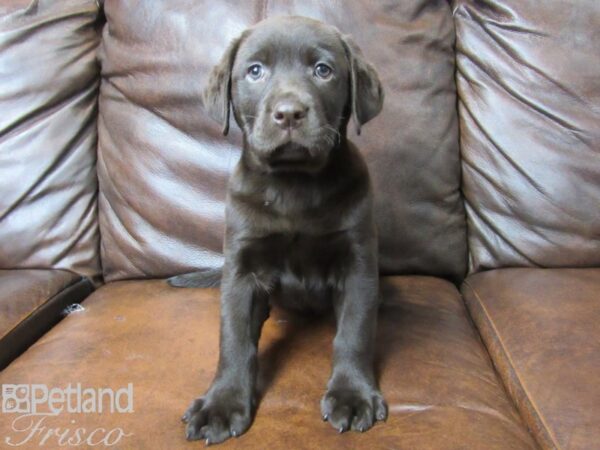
[463, 269, 600, 450]
[454, 0, 600, 272]
[0, 0, 102, 283]
[0, 277, 536, 449]
[0, 269, 93, 369]
[97, 0, 467, 283]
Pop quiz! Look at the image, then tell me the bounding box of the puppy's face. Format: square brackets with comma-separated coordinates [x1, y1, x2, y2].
[232, 18, 349, 173]
[204, 16, 383, 174]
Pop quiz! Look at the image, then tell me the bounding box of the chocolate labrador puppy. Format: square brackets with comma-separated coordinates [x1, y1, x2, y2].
[169, 15, 385, 445]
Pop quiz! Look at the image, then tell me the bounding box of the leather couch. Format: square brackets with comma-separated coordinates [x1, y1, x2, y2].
[0, 1, 598, 449]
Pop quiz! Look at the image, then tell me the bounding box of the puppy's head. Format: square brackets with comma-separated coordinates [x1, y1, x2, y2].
[203, 16, 383, 174]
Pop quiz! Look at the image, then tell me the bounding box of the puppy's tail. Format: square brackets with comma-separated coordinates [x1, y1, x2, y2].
[167, 267, 222, 288]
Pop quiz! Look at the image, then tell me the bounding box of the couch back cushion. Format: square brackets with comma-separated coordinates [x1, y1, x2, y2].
[0, 0, 102, 283]
[454, 0, 600, 272]
[98, 0, 467, 282]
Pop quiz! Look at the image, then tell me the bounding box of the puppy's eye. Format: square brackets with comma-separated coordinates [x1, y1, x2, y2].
[247, 63, 264, 80]
[314, 63, 333, 79]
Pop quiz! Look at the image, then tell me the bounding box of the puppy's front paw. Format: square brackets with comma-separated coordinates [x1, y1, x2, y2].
[321, 386, 387, 433]
[182, 390, 253, 445]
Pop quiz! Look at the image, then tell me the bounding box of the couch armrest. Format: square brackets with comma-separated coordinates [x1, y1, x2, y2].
[0, 269, 94, 369]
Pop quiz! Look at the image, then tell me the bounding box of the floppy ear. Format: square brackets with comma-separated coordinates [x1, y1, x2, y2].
[202, 35, 244, 136]
[341, 35, 384, 135]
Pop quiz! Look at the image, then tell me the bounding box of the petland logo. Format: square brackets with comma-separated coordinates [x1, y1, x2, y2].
[1, 383, 134, 447]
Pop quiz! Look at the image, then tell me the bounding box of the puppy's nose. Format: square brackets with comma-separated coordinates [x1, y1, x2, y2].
[272, 100, 308, 129]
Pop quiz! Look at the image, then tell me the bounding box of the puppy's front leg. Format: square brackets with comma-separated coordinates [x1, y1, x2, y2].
[183, 265, 269, 444]
[321, 247, 388, 433]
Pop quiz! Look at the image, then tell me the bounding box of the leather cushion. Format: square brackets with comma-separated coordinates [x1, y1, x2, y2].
[0, 0, 103, 283]
[0, 269, 93, 369]
[97, 0, 467, 282]
[454, 0, 600, 272]
[463, 268, 600, 450]
[0, 277, 535, 449]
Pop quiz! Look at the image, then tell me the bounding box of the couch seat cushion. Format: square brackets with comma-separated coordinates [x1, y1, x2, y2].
[463, 269, 600, 450]
[0, 276, 535, 449]
[0, 269, 93, 369]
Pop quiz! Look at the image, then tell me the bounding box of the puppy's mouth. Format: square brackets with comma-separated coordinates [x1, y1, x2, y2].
[248, 124, 335, 174]
[266, 142, 314, 171]
[270, 142, 310, 163]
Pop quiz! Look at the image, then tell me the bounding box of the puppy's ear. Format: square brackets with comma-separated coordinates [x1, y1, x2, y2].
[341, 35, 384, 135]
[202, 34, 245, 136]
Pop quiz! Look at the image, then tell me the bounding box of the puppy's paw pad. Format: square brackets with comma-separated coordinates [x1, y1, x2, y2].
[320, 388, 387, 433]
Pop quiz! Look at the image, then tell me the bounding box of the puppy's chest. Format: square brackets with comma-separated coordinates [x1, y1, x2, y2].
[260, 187, 340, 227]
[237, 230, 355, 286]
